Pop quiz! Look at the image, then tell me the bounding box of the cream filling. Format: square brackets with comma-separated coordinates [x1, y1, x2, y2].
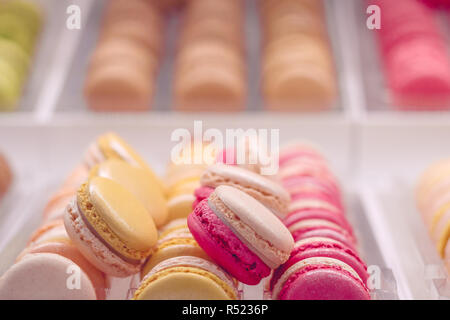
[84, 142, 105, 169]
[208, 195, 289, 268]
[272, 257, 362, 299]
[288, 219, 343, 234]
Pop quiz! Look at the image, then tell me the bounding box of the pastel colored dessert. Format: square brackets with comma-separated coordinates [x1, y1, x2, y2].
[195, 163, 290, 218]
[141, 221, 209, 278]
[0, 0, 42, 110]
[91, 159, 168, 227]
[416, 159, 450, 273]
[372, 0, 450, 109]
[17, 219, 107, 300]
[42, 188, 75, 222]
[164, 141, 214, 221]
[61, 164, 89, 192]
[64, 176, 158, 277]
[84, 132, 165, 195]
[188, 185, 294, 285]
[0, 253, 97, 300]
[0, 153, 12, 200]
[173, 0, 246, 111]
[84, 0, 163, 111]
[287, 218, 356, 251]
[133, 256, 239, 300]
[260, 0, 337, 110]
[270, 255, 370, 300]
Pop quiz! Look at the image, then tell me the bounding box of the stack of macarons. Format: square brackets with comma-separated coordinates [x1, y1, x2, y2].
[173, 0, 246, 111]
[188, 185, 294, 285]
[0, 153, 12, 201]
[269, 143, 370, 300]
[416, 159, 450, 275]
[134, 218, 240, 299]
[165, 140, 217, 222]
[371, 0, 450, 109]
[260, 0, 337, 111]
[0, 0, 42, 110]
[0, 219, 107, 300]
[84, 0, 165, 111]
[193, 163, 291, 219]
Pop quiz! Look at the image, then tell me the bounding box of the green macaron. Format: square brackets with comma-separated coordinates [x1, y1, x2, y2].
[0, 38, 30, 81]
[0, 59, 22, 110]
[0, 0, 43, 37]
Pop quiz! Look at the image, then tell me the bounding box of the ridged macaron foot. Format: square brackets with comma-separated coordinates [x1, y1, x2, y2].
[64, 177, 157, 277]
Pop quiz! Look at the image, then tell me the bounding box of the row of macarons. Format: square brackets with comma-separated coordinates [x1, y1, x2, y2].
[372, 0, 450, 109]
[260, 0, 337, 110]
[84, 0, 338, 112]
[0, 132, 369, 299]
[0, 0, 42, 110]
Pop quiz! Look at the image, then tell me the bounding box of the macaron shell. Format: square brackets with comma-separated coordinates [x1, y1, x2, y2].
[135, 271, 233, 300]
[278, 266, 370, 300]
[214, 185, 294, 256]
[64, 197, 141, 277]
[167, 194, 196, 221]
[95, 159, 168, 227]
[22, 241, 107, 300]
[188, 199, 270, 285]
[0, 253, 96, 300]
[86, 177, 157, 252]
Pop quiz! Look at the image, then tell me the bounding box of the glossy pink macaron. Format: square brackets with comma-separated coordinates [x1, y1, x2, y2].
[188, 186, 294, 285]
[290, 192, 344, 214]
[278, 144, 325, 168]
[282, 176, 340, 200]
[289, 219, 357, 251]
[284, 208, 352, 235]
[270, 254, 370, 300]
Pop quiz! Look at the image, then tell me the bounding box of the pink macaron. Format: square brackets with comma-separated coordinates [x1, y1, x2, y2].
[270, 240, 370, 300]
[188, 185, 294, 285]
[284, 208, 352, 234]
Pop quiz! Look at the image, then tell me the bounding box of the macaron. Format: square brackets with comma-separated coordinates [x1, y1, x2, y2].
[18, 219, 107, 300]
[91, 159, 168, 227]
[270, 255, 370, 300]
[284, 208, 352, 235]
[196, 163, 290, 218]
[84, 60, 154, 111]
[133, 256, 239, 300]
[188, 185, 294, 285]
[0, 153, 12, 200]
[288, 218, 356, 251]
[64, 177, 158, 277]
[0, 253, 97, 300]
[42, 188, 75, 222]
[141, 223, 209, 278]
[83, 132, 165, 194]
